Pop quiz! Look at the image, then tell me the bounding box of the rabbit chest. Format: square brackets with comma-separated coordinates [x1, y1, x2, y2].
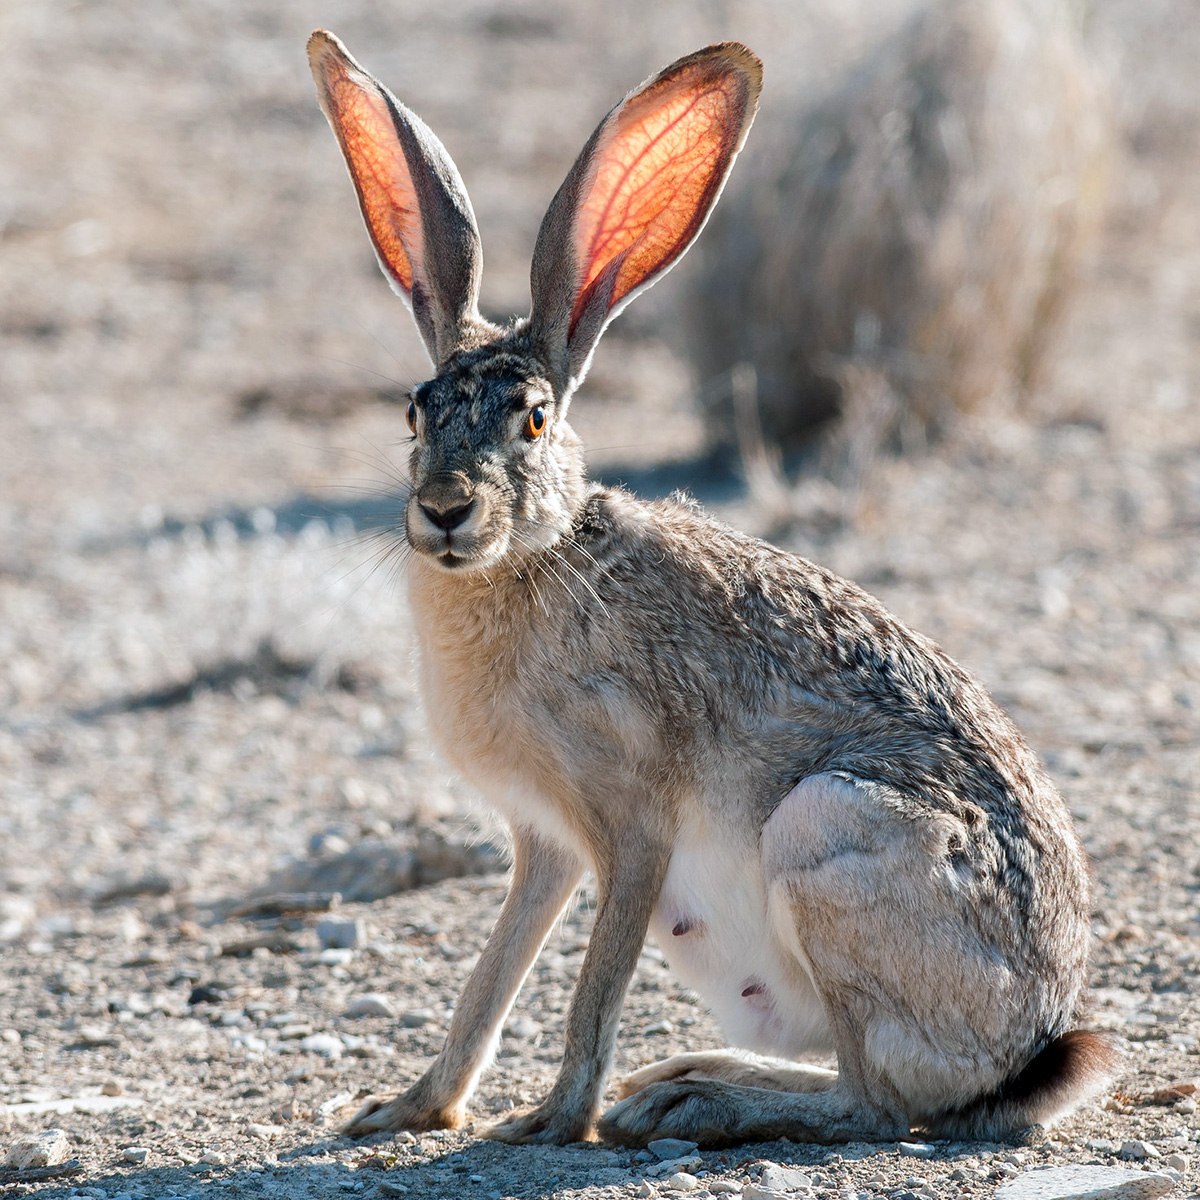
[408, 566, 585, 848]
[648, 815, 833, 1059]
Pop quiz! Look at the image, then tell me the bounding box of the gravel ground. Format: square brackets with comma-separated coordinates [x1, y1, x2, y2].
[1, 2, 1198, 1198]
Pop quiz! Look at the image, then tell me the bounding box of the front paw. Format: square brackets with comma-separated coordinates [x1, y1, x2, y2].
[487, 1103, 594, 1145]
[343, 1092, 465, 1138]
[599, 1080, 737, 1147]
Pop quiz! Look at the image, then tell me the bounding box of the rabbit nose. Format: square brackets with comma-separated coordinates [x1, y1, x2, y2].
[418, 474, 477, 531]
[420, 496, 475, 531]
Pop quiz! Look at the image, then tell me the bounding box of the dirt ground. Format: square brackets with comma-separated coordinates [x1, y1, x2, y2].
[1, 1, 1198, 1198]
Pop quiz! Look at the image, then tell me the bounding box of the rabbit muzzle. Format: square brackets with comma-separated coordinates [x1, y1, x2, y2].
[406, 470, 508, 569]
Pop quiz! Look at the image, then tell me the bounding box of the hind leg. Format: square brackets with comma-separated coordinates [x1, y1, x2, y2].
[601, 773, 1039, 1146]
[616, 1051, 836, 1099]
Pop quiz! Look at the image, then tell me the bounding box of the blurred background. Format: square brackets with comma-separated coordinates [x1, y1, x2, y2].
[1, 0, 1198, 924]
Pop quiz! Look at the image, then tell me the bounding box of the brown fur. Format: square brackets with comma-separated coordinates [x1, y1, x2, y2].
[308, 33, 1114, 1147]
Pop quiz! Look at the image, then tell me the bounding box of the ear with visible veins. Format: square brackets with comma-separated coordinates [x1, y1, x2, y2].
[308, 30, 484, 365]
[529, 43, 762, 395]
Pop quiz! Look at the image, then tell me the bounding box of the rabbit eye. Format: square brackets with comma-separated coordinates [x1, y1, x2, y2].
[405, 400, 417, 435]
[524, 406, 547, 440]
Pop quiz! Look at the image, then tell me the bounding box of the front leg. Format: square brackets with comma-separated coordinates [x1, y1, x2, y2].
[489, 831, 670, 1145]
[345, 831, 583, 1136]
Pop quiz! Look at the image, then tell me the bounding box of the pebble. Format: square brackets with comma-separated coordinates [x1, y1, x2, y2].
[648, 1138, 699, 1161]
[200, 1149, 231, 1166]
[380, 1184, 410, 1197]
[343, 993, 396, 1019]
[665, 1172, 700, 1193]
[1174, 1097, 1197, 1114]
[743, 1185, 789, 1200]
[898, 1141, 936, 1159]
[760, 1164, 814, 1190]
[1117, 1140, 1160, 1160]
[6, 1128, 72, 1169]
[100, 1080, 124, 1096]
[399, 1008, 436, 1029]
[709, 1183, 743, 1195]
[636, 1183, 657, 1198]
[300, 1033, 344, 1058]
[506, 1016, 541, 1039]
[644, 1020, 674, 1036]
[995, 1165, 1177, 1199]
[1164, 1152, 1188, 1171]
[121, 1146, 150, 1164]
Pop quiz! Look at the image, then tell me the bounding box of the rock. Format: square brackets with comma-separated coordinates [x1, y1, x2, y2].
[399, 1008, 436, 1029]
[1118, 1141, 1160, 1161]
[300, 1033, 343, 1058]
[343, 993, 395, 1018]
[666, 1173, 700, 1193]
[1174, 1098, 1197, 1114]
[636, 1183, 657, 1198]
[121, 1146, 150, 1163]
[644, 1020, 674, 1036]
[899, 1141, 936, 1158]
[995, 1165, 1177, 1199]
[200, 1149, 231, 1166]
[760, 1164, 814, 1190]
[6, 1129, 71, 1169]
[710, 1183, 743, 1195]
[506, 1016, 541, 1039]
[380, 1183, 410, 1197]
[648, 1138, 699, 1161]
[743, 1185, 789, 1200]
[1164, 1153, 1188, 1172]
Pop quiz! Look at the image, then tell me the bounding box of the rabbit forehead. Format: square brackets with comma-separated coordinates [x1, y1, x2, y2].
[417, 350, 553, 431]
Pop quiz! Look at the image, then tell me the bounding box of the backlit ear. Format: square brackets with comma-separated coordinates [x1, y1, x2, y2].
[529, 44, 762, 392]
[308, 30, 483, 364]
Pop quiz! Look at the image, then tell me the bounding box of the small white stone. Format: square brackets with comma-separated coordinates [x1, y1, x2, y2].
[995, 1164, 1177, 1199]
[761, 1164, 814, 1189]
[644, 1020, 674, 1036]
[666, 1172, 700, 1193]
[506, 1016, 541, 1039]
[200, 1149, 231, 1166]
[636, 1183, 657, 1198]
[120, 1146, 150, 1164]
[399, 1008, 435, 1029]
[649, 1139, 701, 1161]
[709, 1183, 743, 1195]
[6, 1128, 71, 1169]
[1173, 1097, 1197, 1114]
[1118, 1140, 1160, 1161]
[743, 1185, 789, 1200]
[898, 1141, 935, 1158]
[316, 917, 362, 950]
[300, 1033, 344, 1058]
[1164, 1152, 1188, 1172]
[343, 994, 395, 1019]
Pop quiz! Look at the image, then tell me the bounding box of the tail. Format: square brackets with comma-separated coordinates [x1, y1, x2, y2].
[925, 1029, 1120, 1140]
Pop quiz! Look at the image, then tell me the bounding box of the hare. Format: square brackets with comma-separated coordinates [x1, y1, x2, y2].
[307, 32, 1115, 1147]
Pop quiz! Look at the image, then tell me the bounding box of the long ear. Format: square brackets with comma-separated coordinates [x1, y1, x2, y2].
[308, 30, 483, 365]
[529, 44, 762, 393]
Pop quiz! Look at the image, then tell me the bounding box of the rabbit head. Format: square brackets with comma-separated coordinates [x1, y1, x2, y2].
[309, 32, 761, 571]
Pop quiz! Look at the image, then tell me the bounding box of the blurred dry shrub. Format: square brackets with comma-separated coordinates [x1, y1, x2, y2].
[688, 0, 1112, 459]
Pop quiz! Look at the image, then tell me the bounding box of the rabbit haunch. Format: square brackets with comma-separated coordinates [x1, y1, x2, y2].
[308, 32, 1115, 1146]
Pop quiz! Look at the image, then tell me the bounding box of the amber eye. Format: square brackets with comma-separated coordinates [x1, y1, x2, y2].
[405, 399, 417, 435]
[524, 406, 547, 440]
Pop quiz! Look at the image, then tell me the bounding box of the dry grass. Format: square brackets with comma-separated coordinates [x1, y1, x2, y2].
[688, 0, 1113, 453]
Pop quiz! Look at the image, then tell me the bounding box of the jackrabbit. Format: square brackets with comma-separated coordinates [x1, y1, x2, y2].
[308, 32, 1114, 1146]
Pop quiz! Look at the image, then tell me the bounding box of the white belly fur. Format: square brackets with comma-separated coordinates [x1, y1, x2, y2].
[648, 814, 833, 1059]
